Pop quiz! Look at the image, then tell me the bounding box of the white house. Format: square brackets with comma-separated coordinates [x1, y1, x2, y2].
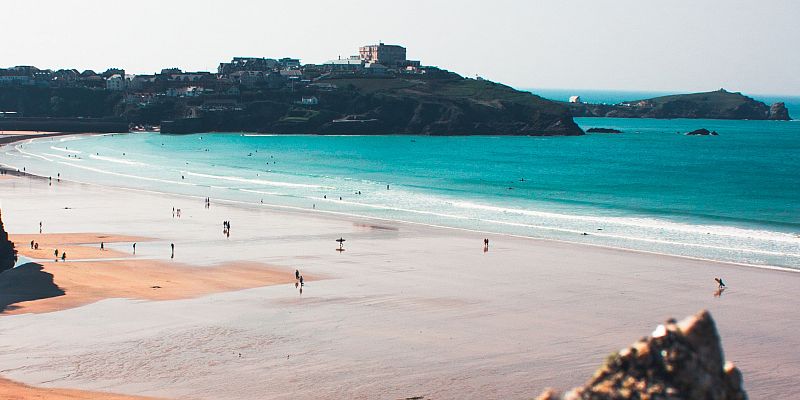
[301, 96, 319, 105]
[569, 95, 581, 104]
[106, 74, 126, 91]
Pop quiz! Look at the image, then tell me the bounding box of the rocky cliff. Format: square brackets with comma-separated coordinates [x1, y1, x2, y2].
[0, 211, 17, 273]
[567, 89, 791, 121]
[537, 310, 747, 400]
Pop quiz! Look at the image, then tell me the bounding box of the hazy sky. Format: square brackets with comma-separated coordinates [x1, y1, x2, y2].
[2, 0, 798, 95]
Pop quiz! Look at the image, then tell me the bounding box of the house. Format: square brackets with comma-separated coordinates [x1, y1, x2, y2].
[324, 55, 364, 70]
[569, 95, 581, 104]
[358, 43, 407, 66]
[279, 58, 301, 69]
[106, 74, 126, 91]
[300, 96, 319, 105]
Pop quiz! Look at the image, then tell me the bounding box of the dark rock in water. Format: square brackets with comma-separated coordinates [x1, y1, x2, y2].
[768, 102, 791, 120]
[536, 310, 748, 400]
[586, 128, 622, 133]
[686, 128, 719, 136]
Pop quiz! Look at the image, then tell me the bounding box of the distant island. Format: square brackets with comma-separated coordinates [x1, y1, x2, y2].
[0, 43, 582, 136]
[565, 89, 791, 120]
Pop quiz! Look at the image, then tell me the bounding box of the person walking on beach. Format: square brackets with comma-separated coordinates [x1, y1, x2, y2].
[100, 242, 104, 251]
[715, 277, 726, 289]
[170, 243, 175, 259]
[295, 269, 300, 280]
[39, 221, 42, 234]
[54, 249, 58, 258]
[299, 275, 304, 287]
[30, 240, 34, 249]
[133, 242, 136, 254]
[61, 252, 66, 262]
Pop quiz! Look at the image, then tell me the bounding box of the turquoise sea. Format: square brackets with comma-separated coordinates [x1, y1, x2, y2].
[1, 92, 799, 269]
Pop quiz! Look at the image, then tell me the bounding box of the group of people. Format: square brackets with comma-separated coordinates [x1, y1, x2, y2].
[173, 207, 182, 218]
[223, 220, 231, 237]
[204, 197, 211, 209]
[295, 269, 305, 294]
[54, 248, 66, 262]
[483, 238, 490, 252]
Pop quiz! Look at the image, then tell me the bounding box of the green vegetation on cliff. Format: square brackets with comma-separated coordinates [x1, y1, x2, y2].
[567, 89, 791, 120]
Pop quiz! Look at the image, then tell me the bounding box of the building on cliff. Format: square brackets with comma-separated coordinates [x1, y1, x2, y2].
[358, 43, 407, 66]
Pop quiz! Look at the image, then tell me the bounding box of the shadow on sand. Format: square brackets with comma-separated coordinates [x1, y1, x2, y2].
[0, 262, 65, 313]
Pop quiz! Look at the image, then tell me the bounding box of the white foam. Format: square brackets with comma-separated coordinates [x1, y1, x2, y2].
[89, 154, 147, 166]
[186, 171, 335, 190]
[49, 146, 82, 154]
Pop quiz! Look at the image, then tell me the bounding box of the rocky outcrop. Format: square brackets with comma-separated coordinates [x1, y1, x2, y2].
[768, 102, 791, 120]
[686, 128, 719, 136]
[0, 211, 17, 273]
[537, 310, 747, 400]
[586, 128, 622, 133]
[566, 89, 791, 121]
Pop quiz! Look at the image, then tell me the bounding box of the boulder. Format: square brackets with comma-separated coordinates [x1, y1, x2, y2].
[0, 210, 17, 273]
[539, 310, 748, 400]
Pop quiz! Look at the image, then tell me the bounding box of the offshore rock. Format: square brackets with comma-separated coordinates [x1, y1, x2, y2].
[768, 102, 791, 120]
[540, 310, 747, 400]
[686, 128, 719, 136]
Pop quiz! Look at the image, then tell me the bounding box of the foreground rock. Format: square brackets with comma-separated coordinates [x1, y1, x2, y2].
[0, 211, 17, 274]
[538, 310, 747, 400]
[567, 89, 792, 121]
[685, 128, 719, 136]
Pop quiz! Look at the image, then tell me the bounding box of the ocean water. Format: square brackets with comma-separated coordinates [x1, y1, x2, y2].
[1, 116, 798, 269]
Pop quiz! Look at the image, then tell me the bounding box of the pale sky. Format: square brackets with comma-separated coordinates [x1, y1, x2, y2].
[1, 0, 798, 95]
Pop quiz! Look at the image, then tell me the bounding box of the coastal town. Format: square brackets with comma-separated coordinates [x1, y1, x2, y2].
[0, 42, 585, 136]
[0, 42, 423, 124]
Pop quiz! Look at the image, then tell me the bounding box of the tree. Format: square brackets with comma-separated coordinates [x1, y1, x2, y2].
[0, 210, 17, 273]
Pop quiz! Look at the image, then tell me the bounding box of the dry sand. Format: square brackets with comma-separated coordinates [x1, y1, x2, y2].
[1, 259, 304, 315]
[0, 172, 799, 399]
[0, 377, 163, 400]
[12, 233, 146, 260]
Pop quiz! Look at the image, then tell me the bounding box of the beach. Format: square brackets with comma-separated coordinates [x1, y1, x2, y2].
[1, 171, 799, 399]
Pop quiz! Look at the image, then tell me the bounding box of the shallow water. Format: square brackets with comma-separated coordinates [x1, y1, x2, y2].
[1, 117, 799, 268]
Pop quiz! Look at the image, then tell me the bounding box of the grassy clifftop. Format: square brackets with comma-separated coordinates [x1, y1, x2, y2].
[567, 89, 791, 120]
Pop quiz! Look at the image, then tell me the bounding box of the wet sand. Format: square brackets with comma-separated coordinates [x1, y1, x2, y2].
[0, 173, 798, 399]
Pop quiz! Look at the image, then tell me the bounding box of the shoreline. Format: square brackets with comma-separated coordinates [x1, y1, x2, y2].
[1, 172, 799, 398]
[3, 154, 797, 275]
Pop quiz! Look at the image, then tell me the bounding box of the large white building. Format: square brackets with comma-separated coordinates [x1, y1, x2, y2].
[106, 74, 126, 91]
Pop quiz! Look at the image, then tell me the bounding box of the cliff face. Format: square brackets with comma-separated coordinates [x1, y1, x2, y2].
[768, 102, 791, 120]
[567, 89, 790, 121]
[0, 211, 17, 273]
[177, 74, 584, 136]
[538, 310, 747, 400]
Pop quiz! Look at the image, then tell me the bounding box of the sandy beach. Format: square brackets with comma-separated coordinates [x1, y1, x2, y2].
[1, 171, 799, 399]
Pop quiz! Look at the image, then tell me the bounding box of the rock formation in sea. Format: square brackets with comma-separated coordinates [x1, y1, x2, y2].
[0, 210, 17, 273]
[536, 310, 747, 400]
[586, 128, 622, 133]
[685, 128, 719, 136]
[768, 102, 791, 120]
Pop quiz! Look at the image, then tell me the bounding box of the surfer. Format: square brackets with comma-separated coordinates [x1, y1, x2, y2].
[715, 277, 726, 289]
